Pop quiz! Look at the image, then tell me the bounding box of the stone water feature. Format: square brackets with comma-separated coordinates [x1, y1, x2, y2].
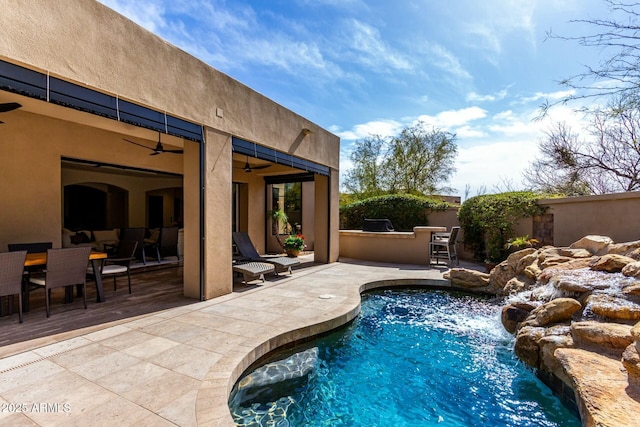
[446, 235, 640, 427]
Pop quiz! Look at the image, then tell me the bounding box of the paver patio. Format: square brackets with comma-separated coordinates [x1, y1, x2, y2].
[0, 258, 464, 426]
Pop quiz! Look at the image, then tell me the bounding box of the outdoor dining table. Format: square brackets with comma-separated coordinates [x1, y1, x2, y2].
[24, 250, 108, 304]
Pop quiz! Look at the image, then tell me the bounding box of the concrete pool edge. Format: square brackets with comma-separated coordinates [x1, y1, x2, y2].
[195, 276, 452, 426]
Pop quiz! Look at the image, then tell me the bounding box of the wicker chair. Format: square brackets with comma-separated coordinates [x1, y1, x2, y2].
[29, 247, 92, 317]
[0, 251, 27, 323]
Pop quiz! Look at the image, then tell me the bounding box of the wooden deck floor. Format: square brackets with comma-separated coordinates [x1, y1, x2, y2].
[0, 264, 193, 352]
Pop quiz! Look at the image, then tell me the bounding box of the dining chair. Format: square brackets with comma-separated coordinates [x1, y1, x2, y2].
[0, 251, 27, 323]
[145, 227, 180, 263]
[29, 247, 92, 317]
[429, 226, 460, 266]
[119, 228, 147, 264]
[90, 240, 138, 294]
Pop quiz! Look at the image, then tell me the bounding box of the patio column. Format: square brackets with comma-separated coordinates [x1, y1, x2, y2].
[314, 168, 339, 263]
[202, 128, 233, 298]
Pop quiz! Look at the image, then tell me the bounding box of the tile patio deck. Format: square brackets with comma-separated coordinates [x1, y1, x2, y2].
[0, 258, 473, 426]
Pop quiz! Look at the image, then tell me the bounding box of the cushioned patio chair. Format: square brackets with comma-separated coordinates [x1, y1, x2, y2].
[29, 246, 92, 317]
[89, 240, 138, 294]
[429, 226, 460, 266]
[0, 251, 27, 323]
[232, 232, 300, 275]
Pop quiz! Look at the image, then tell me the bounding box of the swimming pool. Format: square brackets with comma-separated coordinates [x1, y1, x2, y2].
[229, 288, 581, 426]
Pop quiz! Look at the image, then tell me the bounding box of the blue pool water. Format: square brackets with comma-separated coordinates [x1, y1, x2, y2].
[229, 289, 581, 427]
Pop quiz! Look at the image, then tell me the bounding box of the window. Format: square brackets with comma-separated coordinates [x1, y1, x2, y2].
[272, 182, 302, 234]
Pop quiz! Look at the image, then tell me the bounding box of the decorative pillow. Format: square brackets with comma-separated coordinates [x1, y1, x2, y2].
[70, 231, 91, 245]
[93, 229, 119, 242]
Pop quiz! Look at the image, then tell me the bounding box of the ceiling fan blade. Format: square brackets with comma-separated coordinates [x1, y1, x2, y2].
[0, 102, 21, 113]
[163, 149, 184, 154]
[123, 138, 155, 151]
[251, 164, 271, 170]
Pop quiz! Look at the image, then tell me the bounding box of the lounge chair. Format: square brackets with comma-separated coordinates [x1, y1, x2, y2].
[232, 232, 300, 275]
[233, 261, 275, 284]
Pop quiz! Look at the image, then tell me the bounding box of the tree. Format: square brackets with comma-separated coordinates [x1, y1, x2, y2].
[526, 95, 640, 194]
[343, 122, 457, 199]
[343, 135, 385, 198]
[543, 0, 640, 112]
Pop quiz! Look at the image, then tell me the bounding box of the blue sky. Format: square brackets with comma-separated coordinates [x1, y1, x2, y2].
[99, 0, 614, 197]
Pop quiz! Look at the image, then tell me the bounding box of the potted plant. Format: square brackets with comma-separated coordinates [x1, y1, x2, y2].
[283, 234, 306, 257]
[268, 209, 289, 250]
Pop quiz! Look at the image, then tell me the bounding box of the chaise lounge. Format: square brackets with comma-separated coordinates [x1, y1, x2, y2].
[232, 232, 301, 275]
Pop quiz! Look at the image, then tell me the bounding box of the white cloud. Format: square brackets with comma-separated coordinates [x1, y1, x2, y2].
[347, 20, 414, 72]
[336, 119, 403, 141]
[466, 88, 509, 102]
[416, 107, 488, 130]
[520, 89, 576, 103]
[426, 44, 472, 81]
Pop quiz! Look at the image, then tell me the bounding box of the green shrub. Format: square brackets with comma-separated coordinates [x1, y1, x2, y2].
[458, 192, 547, 262]
[340, 194, 450, 231]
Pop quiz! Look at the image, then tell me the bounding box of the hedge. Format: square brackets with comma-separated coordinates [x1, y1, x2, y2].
[340, 194, 450, 231]
[457, 191, 548, 262]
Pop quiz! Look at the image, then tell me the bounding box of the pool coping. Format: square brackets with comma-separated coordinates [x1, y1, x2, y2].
[195, 268, 454, 425]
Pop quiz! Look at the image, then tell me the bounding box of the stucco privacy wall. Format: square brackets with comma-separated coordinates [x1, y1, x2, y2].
[0, 0, 339, 170]
[540, 191, 640, 246]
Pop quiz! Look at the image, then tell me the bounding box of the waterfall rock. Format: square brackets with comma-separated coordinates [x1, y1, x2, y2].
[502, 276, 535, 295]
[555, 348, 640, 427]
[569, 235, 613, 254]
[515, 251, 538, 275]
[445, 268, 489, 289]
[586, 294, 640, 321]
[605, 240, 640, 256]
[633, 322, 640, 353]
[453, 234, 640, 426]
[571, 321, 633, 352]
[589, 254, 637, 273]
[501, 302, 535, 333]
[621, 261, 640, 278]
[515, 326, 545, 368]
[521, 298, 581, 327]
[622, 282, 640, 296]
[558, 248, 592, 258]
[622, 343, 640, 384]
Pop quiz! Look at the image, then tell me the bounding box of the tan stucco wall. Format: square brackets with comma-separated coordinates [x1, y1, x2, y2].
[540, 192, 640, 246]
[0, 111, 183, 251]
[339, 227, 446, 265]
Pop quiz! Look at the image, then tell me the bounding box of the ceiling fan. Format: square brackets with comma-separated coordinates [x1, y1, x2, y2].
[235, 155, 272, 173]
[0, 102, 21, 124]
[123, 132, 183, 155]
